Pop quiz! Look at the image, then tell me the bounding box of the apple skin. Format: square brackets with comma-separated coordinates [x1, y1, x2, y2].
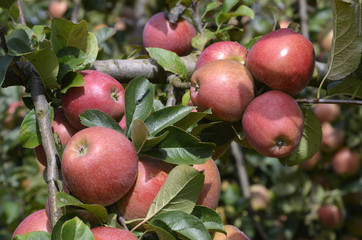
[12, 209, 51, 239]
[48, 1, 68, 18]
[143, 12, 196, 56]
[91, 226, 138, 240]
[195, 41, 247, 70]
[190, 59, 254, 122]
[61, 126, 138, 206]
[331, 147, 360, 177]
[62, 70, 125, 130]
[321, 122, 345, 153]
[242, 90, 304, 158]
[250, 184, 270, 211]
[117, 156, 174, 221]
[193, 158, 221, 210]
[317, 204, 344, 230]
[313, 103, 340, 123]
[212, 225, 250, 240]
[246, 28, 315, 96]
[34, 108, 78, 166]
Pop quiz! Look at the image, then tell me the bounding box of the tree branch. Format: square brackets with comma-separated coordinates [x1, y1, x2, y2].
[17, 0, 26, 25]
[297, 98, 362, 105]
[71, 0, 81, 24]
[298, 0, 309, 39]
[190, 0, 204, 34]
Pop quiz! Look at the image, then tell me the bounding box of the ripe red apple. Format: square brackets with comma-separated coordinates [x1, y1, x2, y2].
[12, 209, 51, 239]
[246, 28, 315, 96]
[299, 149, 321, 170]
[34, 108, 78, 166]
[91, 226, 138, 240]
[242, 90, 304, 158]
[61, 126, 138, 206]
[119, 116, 126, 131]
[321, 122, 345, 153]
[4, 101, 26, 129]
[331, 147, 360, 177]
[48, 1, 68, 18]
[143, 12, 196, 56]
[62, 70, 125, 130]
[317, 204, 344, 230]
[190, 59, 254, 122]
[212, 225, 250, 240]
[193, 158, 221, 210]
[117, 156, 174, 221]
[195, 41, 247, 70]
[313, 103, 340, 123]
[250, 184, 270, 211]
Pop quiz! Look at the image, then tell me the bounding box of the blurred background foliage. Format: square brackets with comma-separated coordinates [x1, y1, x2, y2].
[1, 0, 361, 239]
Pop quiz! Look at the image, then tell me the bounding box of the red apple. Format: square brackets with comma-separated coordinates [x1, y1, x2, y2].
[250, 184, 270, 211]
[279, 20, 290, 29]
[91, 226, 138, 240]
[61, 126, 138, 206]
[119, 116, 126, 131]
[242, 90, 304, 158]
[62, 70, 125, 130]
[246, 28, 315, 96]
[4, 101, 26, 129]
[190, 59, 254, 122]
[117, 156, 174, 221]
[212, 225, 250, 240]
[321, 122, 345, 153]
[34, 108, 78, 166]
[195, 41, 247, 70]
[193, 158, 221, 210]
[48, 1, 68, 18]
[331, 147, 360, 177]
[12, 209, 51, 239]
[313, 103, 340, 123]
[143, 12, 196, 56]
[317, 204, 344, 230]
[299, 149, 321, 170]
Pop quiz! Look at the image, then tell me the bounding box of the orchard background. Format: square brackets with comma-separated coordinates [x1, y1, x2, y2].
[0, 0, 362, 239]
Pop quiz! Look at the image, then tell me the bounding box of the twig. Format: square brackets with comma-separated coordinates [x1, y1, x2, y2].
[17, 0, 26, 25]
[129, 0, 147, 45]
[297, 98, 362, 105]
[166, 82, 176, 107]
[111, 204, 129, 231]
[190, 0, 204, 34]
[230, 142, 269, 240]
[71, 0, 81, 24]
[298, 0, 309, 39]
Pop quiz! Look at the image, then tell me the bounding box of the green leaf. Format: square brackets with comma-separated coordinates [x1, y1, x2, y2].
[144, 223, 177, 240]
[51, 18, 75, 54]
[191, 206, 226, 233]
[0, 0, 16, 9]
[57, 46, 87, 81]
[67, 20, 88, 52]
[191, 29, 215, 51]
[60, 72, 85, 94]
[14, 231, 50, 240]
[198, 122, 238, 147]
[221, 0, 238, 12]
[33, 25, 50, 43]
[124, 76, 154, 137]
[0, 54, 13, 86]
[142, 126, 214, 165]
[142, 131, 169, 151]
[146, 48, 188, 79]
[24, 40, 60, 89]
[203, 2, 221, 17]
[3, 201, 21, 224]
[279, 107, 322, 166]
[94, 26, 116, 45]
[56, 192, 108, 224]
[5, 28, 32, 55]
[174, 110, 211, 131]
[83, 32, 98, 68]
[51, 213, 85, 240]
[145, 105, 196, 136]
[327, 0, 362, 80]
[61, 217, 95, 240]
[79, 109, 124, 134]
[131, 119, 148, 152]
[217, 5, 254, 26]
[244, 36, 262, 50]
[146, 165, 204, 218]
[327, 77, 362, 98]
[150, 211, 211, 240]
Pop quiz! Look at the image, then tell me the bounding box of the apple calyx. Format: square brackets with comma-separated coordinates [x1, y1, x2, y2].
[111, 87, 120, 101]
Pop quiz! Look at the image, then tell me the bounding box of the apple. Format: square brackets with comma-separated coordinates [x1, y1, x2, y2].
[12, 209, 51, 239]
[279, 20, 290, 29]
[242, 90, 304, 158]
[193, 158, 221, 210]
[190, 59, 254, 122]
[313, 103, 340, 123]
[246, 28, 315, 96]
[212, 224, 250, 240]
[62, 70, 125, 130]
[143, 12, 196, 56]
[48, 1, 68, 18]
[91, 226, 138, 240]
[299, 149, 321, 170]
[320, 30, 333, 52]
[195, 41, 248, 70]
[117, 156, 174, 221]
[250, 184, 270, 211]
[61, 126, 138, 206]
[317, 204, 344, 230]
[4, 101, 26, 129]
[321, 122, 345, 153]
[34, 108, 78, 166]
[331, 147, 360, 177]
[119, 116, 126, 131]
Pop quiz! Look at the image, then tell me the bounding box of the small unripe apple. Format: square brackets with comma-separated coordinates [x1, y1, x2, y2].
[242, 90, 304, 158]
[250, 184, 270, 211]
[61, 126, 138, 206]
[195, 41, 247, 70]
[321, 122, 345, 153]
[91, 226, 138, 240]
[246, 28, 315, 96]
[313, 103, 340, 123]
[143, 12, 196, 56]
[331, 147, 360, 177]
[12, 209, 51, 239]
[317, 204, 344, 230]
[48, 1, 68, 18]
[62, 70, 125, 130]
[190, 59, 254, 122]
[212, 224, 250, 240]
